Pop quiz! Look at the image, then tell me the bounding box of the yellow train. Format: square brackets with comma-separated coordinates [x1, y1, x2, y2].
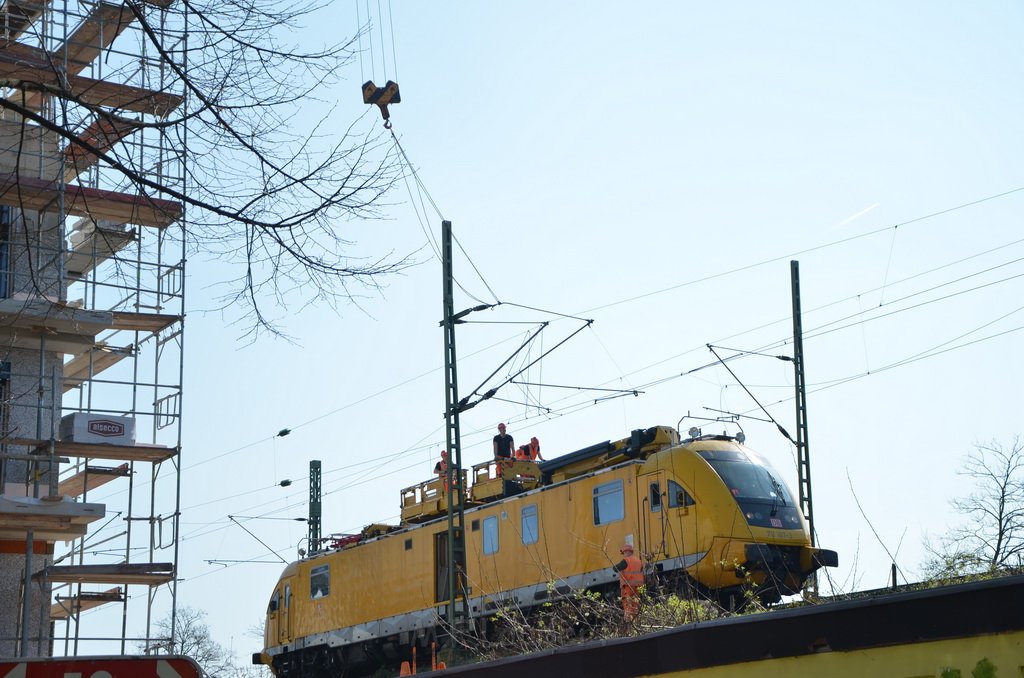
[254, 425, 837, 677]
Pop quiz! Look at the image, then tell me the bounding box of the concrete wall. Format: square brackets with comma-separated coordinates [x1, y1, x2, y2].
[0, 113, 66, 657]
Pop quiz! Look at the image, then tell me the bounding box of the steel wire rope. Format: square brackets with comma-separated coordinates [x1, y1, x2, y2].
[396, 139, 443, 262]
[179, 432, 442, 541]
[577, 185, 1024, 316]
[801, 269, 1024, 345]
[692, 261, 1024, 387]
[879, 226, 900, 306]
[108, 330, 531, 512]
[181, 416, 523, 548]
[364, 0, 375, 82]
[174, 196, 1024, 506]
[181, 321, 1024, 582]
[566, 254, 1024, 400]
[800, 259, 1024, 342]
[806, 324, 1024, 397]
[723, 315, 1024, 422]
[186, 330, 1024, 592]
[180, 452, 433, 545]
[355, 1, 365, 83]
[455, 306, 1024, 444]
[585, 234, 1024, 390]
[153, 195, 1024, 543]
[376, 0, 388, 79]
[386, 0, 398, 83]
[389, 129, 498, 305]
[495, 229, 1024, 417]
[180, 418, 480, 545]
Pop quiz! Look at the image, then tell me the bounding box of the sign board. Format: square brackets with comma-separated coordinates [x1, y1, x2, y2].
[0, 657, 201, 678]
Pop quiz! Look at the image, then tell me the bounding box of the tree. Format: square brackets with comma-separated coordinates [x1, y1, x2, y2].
[922, 436, 1024, 579]
[148, 607, 270, 677]
[148, 606, 234, 676]
[0, 0, 409, 336]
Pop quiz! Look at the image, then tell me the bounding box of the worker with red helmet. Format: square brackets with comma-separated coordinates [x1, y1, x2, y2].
[612, 543, 644, 622]
[434, 450, 454, 490]
[433, 450, 448, 477]
[514, 436, 545, 462]
[493, 423, 515, 477]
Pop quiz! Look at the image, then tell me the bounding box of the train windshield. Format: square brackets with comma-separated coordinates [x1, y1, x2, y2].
[698, 448, 803, 530]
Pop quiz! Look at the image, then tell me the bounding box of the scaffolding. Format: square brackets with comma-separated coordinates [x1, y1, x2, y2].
[0, 0, 185, 656]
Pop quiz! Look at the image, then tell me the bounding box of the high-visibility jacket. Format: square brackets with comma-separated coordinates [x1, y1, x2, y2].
[618, 555, 644, 594]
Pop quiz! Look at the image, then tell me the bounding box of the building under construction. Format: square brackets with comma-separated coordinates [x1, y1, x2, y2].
[0, 0, 184, 657]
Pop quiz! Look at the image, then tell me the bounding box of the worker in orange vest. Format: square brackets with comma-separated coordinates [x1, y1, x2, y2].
[514, 436, 545, 462]
[433, 450, 454, 490]
[612, 543, 644, 622]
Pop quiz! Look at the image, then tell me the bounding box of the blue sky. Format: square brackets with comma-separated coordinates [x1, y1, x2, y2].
[78, 2, 1024, 659]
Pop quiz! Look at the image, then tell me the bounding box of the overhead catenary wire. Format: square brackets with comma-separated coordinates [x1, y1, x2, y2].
[178, 187, 1024, 492]
[578, 185, 1024, 316]
[176, 255, 1024, 545]
[173, 188, 1024, 562]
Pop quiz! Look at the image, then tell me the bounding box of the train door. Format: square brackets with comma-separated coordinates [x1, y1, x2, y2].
[434, 530, 466, 603]
[434, 531, 450, 602]
[278, 578, 294, 645]
[266, 586, 282, 645]
[638, 471, 667, 559]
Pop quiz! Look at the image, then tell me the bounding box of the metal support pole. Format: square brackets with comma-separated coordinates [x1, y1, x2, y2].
[791, 260, 817, 596]
[308, 460, 322, 550]
[441, 220, 469, 631]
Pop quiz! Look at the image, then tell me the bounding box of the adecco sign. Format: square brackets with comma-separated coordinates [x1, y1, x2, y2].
[0, 657, 201, 678]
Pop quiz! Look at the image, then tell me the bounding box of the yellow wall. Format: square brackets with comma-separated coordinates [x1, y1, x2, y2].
[641, 630, 1024, 678]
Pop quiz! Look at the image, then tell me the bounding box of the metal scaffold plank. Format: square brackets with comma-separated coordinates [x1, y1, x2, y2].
[0, 172, 182, 228]
[37, 563, 174, 585]
[62, 344, 133, 391]
[110, 311, 180, 333]
[0, 45, 183, 116]
[50, 587, 123, 620]
[58, 463, 129, 497]
[0, 0, 47, 41]
[63, 115, 143, 183]
[1, 438, 176, 463]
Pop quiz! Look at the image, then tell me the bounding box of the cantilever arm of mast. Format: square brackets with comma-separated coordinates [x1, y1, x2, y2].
[439, 303, 495, 326]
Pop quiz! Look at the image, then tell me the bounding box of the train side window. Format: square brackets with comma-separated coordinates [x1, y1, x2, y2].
[521, 504, 538, 545]
[483, 516, 499, 555]
[668, 480, 696, 508]
[650, 482, 662, 512]
[310, 564, 330, 599]
[268, 591, 280, 613]
[593, 479, 624, 525]
[284, 584, 291, 609]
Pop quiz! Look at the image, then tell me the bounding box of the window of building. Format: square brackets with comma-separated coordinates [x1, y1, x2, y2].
[521, 504, 538, 545]
[593, 479, 625, 525]
[483, 516, 499, 555]
[310, 564, 330, 599]
[668, 480, 696, 508]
